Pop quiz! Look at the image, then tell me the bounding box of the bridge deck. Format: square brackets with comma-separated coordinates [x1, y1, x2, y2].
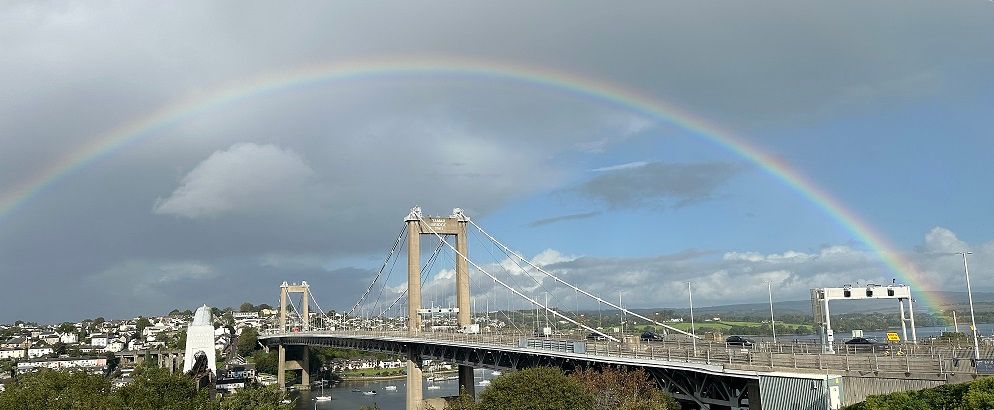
[261, 330, 980, 380]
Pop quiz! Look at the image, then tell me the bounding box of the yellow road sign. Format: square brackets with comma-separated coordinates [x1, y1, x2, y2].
[886, 332, 900, 342]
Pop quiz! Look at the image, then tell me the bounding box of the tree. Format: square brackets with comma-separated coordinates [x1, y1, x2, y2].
[239, 302, 256, 312]
[222, 311, 235, 328]
[104, 352, 121, 378]
[0, 359, 15, 377]
[251, 350, 278, 375]
[0, 369, 114, 409]
[860, 391, 931, 410]
[166, 330, 188, 350]
[168, 309, 182, 316]
[56, 322, 76, 334]
[478, 367, 594, 410]
[237, 328, 260, 357]
[221, 385, 292, 410]
[113, 365, 216, 410]
[964, 377, 994, 410]
[135, 317, 152, 336]
[446, 388, 479, 410]
[571, 368, 678, 410]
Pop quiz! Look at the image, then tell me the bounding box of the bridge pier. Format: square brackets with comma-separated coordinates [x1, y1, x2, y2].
[458, 365, 476, 397]
[277, 345, 310, 391]
[407, 351, 424, 410]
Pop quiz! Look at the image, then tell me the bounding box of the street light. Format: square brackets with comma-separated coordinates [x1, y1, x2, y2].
[767, 282, 777, 344]
[687, 281, 697, 354]
[958, 251, 981, 360]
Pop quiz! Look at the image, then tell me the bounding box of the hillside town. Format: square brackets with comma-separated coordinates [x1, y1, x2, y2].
[0, 305, 273, 391]
[0, 304, 485, 394]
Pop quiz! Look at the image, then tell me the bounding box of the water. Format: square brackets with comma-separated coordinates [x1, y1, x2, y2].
[292, 370, 493, 410]
[851, 323, 994, 342]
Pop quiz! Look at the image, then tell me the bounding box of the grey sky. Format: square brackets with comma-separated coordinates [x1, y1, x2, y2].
[1, 1, 993, 322]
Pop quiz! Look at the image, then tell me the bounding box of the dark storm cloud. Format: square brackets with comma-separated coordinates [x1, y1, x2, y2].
[578, 162, 743, 209]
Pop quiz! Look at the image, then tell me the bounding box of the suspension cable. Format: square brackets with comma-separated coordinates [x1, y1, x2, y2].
[347, 225, 407, 319]
[372, 234, 405, 316]
[377, 237, 446, 318]
[419, 219, 618, 342]
[470, 219, 697, 338]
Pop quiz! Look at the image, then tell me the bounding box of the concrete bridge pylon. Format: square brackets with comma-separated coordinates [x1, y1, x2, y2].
[405, 206, 474, 409]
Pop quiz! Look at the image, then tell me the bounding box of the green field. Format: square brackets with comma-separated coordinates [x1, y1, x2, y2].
[636, 320, 810, 334]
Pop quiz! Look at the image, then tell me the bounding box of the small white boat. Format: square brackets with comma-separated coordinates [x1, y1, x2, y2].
[362, 390, 377, 396]
[478, 379, 491, 386]
[491, 370, 502, 376]
[315, 381, 332, 401]
[384, 385, 398, 391]
[427, 385, 441, 390]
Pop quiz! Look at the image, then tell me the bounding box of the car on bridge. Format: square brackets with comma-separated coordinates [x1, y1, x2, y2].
[844, 337, 887, 353]
[586, 332, 608, 341]
[640, 331, 662, 341]
[725, 335, 755, 347]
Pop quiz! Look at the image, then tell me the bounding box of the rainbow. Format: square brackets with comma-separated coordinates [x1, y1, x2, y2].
[0, 56, 940, 311]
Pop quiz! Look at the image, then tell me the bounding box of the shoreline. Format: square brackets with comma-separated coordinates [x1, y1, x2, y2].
[339, 369, 458, 382]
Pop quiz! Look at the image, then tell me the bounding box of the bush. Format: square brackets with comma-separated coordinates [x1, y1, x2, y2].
[0, 370, 114, 410]
[478, 367, 594, 410]
[572, 368, 679, 410]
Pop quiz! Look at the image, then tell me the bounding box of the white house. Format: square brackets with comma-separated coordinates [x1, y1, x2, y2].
[59, 332, 78, 344]
[39, 333, 60, 345]
[27, 344, 53, 358]
[106, 340, 125, 353]
[90, 334, 109, 347]
[0, 348, 25, 359]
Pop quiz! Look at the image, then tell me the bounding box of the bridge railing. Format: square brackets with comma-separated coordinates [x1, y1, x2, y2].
[262, 328, 979, 376]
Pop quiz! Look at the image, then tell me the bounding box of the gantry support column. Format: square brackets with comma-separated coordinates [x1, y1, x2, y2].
[406, 209, 424, 410]
[455, 210, 475, 398]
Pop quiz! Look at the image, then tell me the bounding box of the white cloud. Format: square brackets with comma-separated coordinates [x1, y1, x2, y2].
[922, 227, 969, 254]
[153, 143, 317, 218]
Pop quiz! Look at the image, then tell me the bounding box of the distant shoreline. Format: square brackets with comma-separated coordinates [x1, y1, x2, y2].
[339, 369, 458, 382]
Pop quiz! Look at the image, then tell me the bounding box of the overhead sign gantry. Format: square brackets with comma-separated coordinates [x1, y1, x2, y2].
[811, 284, 916, 354]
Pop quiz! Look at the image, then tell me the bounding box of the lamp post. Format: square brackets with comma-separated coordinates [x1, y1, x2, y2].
[767, 282, 777, 344]
[687, 281, 697, 354]
[958, 251, 981, 360]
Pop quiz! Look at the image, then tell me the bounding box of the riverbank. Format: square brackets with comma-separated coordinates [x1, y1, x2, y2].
[339, 369, 458, 381]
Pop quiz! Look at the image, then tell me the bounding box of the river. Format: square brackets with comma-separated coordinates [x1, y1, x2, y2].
[291, 369, 495, 410]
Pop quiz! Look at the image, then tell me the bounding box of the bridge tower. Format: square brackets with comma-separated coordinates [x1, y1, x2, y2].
[277, 281, 311, 391]
[405, 207, 474, 408]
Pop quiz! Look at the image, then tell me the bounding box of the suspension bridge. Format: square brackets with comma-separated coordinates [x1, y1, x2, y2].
[260, 207, 987, 410]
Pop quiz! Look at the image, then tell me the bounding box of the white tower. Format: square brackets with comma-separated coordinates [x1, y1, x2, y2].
[183, 304, 217, 376]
